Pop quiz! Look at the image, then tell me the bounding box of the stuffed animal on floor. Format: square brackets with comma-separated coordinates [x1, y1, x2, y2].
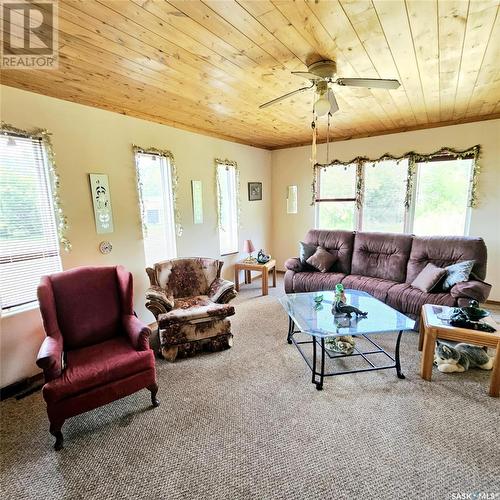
[326, 335, 356, 355]
[433, 341, 493, 373]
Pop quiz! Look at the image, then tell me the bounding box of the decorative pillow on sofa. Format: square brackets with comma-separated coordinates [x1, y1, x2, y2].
[299, 241, 317, 264]
[411, 263, 446, 293]
[441, 260, 475, 291]
[306, 246, 337, 273]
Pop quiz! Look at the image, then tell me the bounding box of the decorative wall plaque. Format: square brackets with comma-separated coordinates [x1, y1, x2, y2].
[89, 173, 114, 234]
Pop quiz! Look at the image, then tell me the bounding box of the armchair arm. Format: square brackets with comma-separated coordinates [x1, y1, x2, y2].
[208, 277, 237, 304]
[145, 285, 174, 321]
[36, 336, 63, 382]
[450, 279, 492, 304]
[285, 258, 303, 273]
[123, 314, 151, 351]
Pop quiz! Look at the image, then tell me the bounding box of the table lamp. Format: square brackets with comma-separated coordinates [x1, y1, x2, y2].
[243, 239, 256, 262]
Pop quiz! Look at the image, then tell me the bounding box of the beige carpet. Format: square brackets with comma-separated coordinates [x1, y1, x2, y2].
[1, 277, 499, 500]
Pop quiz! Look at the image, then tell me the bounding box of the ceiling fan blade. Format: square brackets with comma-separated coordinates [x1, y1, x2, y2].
[336, 78, 400, 89]
[259, 83, 314, 109]
[327, 89, 339, 114]
[291, 71, 322, 81]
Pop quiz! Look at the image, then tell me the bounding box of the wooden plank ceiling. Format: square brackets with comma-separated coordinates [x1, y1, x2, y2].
[2, 0, 499, 149]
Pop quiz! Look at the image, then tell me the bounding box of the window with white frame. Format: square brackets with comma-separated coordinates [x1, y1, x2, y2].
[135, 151, 177, 266]
[315, 163, 357, 231]
[315, 154, 474, 236]
[0, 132, 62, 311]
[216, 161, 239, 255]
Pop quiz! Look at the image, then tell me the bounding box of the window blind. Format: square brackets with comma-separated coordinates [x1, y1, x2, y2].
[0, 133, 62, 310]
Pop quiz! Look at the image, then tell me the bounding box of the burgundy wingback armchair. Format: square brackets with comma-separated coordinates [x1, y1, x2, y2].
[36, 265, 159, 450]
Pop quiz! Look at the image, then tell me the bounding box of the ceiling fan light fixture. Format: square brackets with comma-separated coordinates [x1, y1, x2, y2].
[314, 95, 331, 117]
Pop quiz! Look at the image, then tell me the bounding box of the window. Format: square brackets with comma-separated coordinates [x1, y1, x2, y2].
[216, 161, 239, 255]
[315, 163, 357, 231]
[315, 154, 474, 237]
[362, 159, 408, 233]
[412, 158, 473, 236]
[0, 132, 62, 311]
[135, 151, 177, 266]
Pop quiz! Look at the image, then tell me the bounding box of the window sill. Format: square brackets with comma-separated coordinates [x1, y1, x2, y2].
[220, 251, 239, 257]
[2, 301, 39, 318]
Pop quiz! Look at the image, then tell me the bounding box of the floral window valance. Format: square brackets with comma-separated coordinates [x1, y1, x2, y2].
[1, 121, 71, 251]
[132, 145, 183, 237]
[312, 145, 481, 209]
[215, 158, 241, 230]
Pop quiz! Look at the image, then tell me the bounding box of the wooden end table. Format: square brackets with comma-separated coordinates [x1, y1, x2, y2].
[419, 304, 500, 397]
[234, 259, 276, 296]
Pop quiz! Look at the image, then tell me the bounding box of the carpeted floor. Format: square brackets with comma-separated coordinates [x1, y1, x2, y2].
[1, 277, 499, 500]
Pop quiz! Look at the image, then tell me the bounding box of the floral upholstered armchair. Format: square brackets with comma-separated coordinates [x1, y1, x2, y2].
[145, 257, 237, 362]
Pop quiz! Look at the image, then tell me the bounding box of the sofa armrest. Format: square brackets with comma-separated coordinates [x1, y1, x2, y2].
[450, 279, 492, 304]
[146, 286, 174, 310]
[208, 278, 237, 303]
[285, 258, 303, 272]
[36, 336, 63, 382]
[123, 314, 151, 351]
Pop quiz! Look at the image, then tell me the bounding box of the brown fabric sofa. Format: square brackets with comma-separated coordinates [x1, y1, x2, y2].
[285, 230, 491, 319]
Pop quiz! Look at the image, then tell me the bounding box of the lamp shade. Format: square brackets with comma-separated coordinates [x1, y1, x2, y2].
[243, 239, 255, 253]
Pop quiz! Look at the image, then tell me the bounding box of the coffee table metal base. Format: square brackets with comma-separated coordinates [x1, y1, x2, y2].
[287, 317, 405, 390]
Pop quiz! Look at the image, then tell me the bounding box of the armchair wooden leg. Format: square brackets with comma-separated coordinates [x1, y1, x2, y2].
[49, 420, 65, 451]
[148, 383, 160, 407]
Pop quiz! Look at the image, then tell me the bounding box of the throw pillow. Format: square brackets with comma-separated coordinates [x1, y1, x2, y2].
[299, 241, 317, 264]
[441, 260, 475, 291]
[306, 246, 337, 273]
[411, 263, 446, 293]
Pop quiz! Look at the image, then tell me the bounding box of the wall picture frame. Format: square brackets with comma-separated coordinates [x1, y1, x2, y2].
[248, 182, 262, 201]
[89, 173, 114, 234]
[191, 180, 203, 224]
[287, 185, 298, 214]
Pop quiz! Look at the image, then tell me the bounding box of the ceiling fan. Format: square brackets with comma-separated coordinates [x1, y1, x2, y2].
[259, 60, 400, 116]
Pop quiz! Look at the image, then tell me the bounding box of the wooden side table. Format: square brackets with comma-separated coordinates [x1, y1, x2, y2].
[234, 259, 276, 296]
[419, 304, 500, 397]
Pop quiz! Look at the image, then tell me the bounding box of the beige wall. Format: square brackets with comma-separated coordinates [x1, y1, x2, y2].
[271, 119, 500, 301]
[0, 85, 272, 387]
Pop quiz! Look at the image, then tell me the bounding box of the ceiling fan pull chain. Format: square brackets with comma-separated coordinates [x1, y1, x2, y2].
[326, 111, 331, 165]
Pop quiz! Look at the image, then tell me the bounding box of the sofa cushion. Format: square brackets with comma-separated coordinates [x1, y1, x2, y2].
[306, 246, 337, 273]
[158, 296, 235, 327]
[351, 232, 413, 283]
[43, 337, 154, 403]
[386, 283, 455, 317]
[441, 260, 475, 291]
[299, 241, 317, 264]
[291, 272, 346, 293]
[411, 263, 447, 293]
[341, 275, 398, 302]
[406, 236, 487, 284]
[303, 230, 355, 274]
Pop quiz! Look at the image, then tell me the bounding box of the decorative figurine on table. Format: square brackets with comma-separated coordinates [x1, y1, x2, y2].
[313, 294, 324, 310]
[448, 300, 495, 332]
[256, 249, 271, 264]
[334, 283, 347, 303]
[332, 284, 367, 318]
[326, 335, 356, 355]
[332, 299, 367, 318]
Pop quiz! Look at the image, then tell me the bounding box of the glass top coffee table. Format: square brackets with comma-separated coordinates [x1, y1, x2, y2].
[280, 290, 415, 390]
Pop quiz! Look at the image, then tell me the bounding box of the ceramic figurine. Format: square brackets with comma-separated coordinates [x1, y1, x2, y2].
[332, 299, 368, 318]
[257, 249, 271, 264]
[326, 335, 356, 355]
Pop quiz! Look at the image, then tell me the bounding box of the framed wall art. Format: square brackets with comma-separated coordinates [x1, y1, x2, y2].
[89, 173, 114, 234]
[248, 182, 262, 201]
[191, 180, 203, 224]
